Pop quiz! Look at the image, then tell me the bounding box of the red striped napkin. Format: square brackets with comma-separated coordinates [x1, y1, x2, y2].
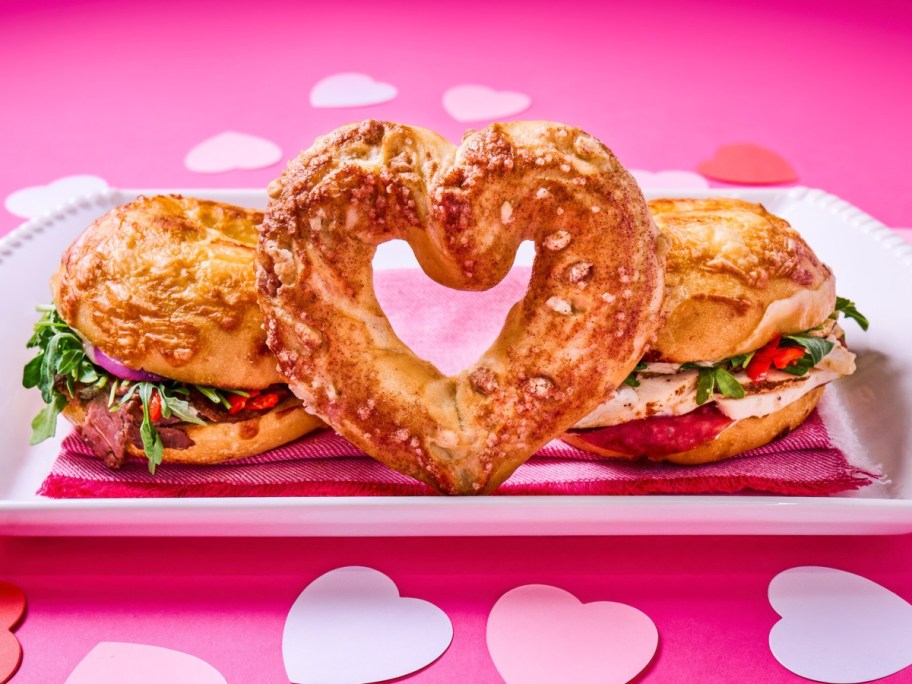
[40, 410, 878, 497]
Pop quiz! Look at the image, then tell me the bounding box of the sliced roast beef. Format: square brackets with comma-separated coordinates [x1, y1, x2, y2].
[78, 396, 135, 469]
[75, 394, 194, 468]
[66, 381, 293, 468]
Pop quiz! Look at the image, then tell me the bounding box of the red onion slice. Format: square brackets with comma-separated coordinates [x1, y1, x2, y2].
[83, 342, 168, 382]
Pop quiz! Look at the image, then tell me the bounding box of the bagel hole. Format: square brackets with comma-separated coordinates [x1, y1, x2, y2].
[373, 240, 534, 376]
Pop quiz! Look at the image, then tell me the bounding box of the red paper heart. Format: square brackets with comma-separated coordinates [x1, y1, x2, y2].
[0, 582, 26, 684]
[697, 143, 798, 185]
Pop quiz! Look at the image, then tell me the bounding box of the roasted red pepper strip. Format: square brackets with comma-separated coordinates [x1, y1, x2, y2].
[246, 393, 279, 411]
[746, 334, 782, 381]
[149, 390, 162, 422]
[227, 393, 248, 415]
[773, 346, 805, 369]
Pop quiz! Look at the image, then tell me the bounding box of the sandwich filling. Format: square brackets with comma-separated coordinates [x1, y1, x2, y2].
[23, 307, 297, 473]
[568, 298, 867, 457]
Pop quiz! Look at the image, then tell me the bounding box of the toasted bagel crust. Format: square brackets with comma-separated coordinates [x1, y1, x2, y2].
[258, 120, 666, 494]
[562, 386, 824, 464]
[62, 401, 324, 465]
[52, 195, 284, 389]
[649, 198, 835, 363]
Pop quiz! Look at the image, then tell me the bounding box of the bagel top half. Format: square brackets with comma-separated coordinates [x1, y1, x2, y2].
[52, 194, 283, 389]
[649, 197, 835, 363]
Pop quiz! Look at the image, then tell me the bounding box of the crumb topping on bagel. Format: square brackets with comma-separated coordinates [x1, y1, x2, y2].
[53, 195, 284, 389]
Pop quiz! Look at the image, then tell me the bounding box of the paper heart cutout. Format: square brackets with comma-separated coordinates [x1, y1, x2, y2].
[442, 85, 532, 122]
[184, 131, 282, 173]
[0, 582, 25, 684]
[697, 143, 798, 185]
[769, 566, 912, 683]
[630, 169, 709, 190]
[487, 584, 658, 684]
[310, 72, 398, 108]
[4, 175, 108, 218]
[283, 566, 453, 684]
[65, 642, 226, 684]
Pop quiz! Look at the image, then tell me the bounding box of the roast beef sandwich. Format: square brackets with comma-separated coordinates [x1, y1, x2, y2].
[24, 195, 322, 472]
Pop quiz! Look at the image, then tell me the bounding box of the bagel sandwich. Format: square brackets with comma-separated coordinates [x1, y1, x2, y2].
[24, 195, 322, 472]
[562, 198, 867, 464]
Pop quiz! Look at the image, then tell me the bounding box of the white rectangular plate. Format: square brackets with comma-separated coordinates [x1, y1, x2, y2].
[1, 186, 910, 536]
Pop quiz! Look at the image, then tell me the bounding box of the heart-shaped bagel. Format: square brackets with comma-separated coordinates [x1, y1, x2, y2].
[257, 120, 666, 494]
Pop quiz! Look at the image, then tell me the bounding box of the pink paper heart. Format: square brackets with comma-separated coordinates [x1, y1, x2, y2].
[0, 582, 25, 684]
[442, 85, 531, 122]
[487, 584, 658, 684]
[769, 567, 912, 683]
[283, 566, 453, 684]
[184, 131, 282, 174]
[310, 72, 398, 108]
[5, 175, 108, 218]
[65, 642, 227, 684]
[697, 143, 798, 185]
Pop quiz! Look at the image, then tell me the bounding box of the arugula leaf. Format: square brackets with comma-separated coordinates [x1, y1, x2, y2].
[834, 296, 869, 331]
[622, 362, 647, 388]
[713, 367, 746, 399]
[164, 396, 206, 425]
[57, 348, 82, 377]
[25, 308, 110, 444]
[115, 382, 139, 408]
[38, 332, 63, 403]
[778, 356, 815, 376]
[726, 352, 754, 371]
[695, 367, 716, 405]
[694, 365, 746, 405]
[783, 334, 835, 366]
[29, 393, 66, 444]
[158, 385, 206, 426]
[22, 354, 43, 389]
[137, 383, 164, 474]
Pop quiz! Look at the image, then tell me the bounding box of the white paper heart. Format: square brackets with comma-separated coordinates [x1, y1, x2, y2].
[184, 131, 282, 173]
[5, 175, 108, 218]
[487, 584, 658, 684]
[310, 72, 398, 108]
[769, 566, 912, 683]
[442, 85, 531, 122]
[630, 169, 709, 190]
[65, 642, 227, 684]
[283, 566, 453, 684]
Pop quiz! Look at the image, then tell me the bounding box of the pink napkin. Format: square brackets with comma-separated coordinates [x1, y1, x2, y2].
[39, 268, 880, 498]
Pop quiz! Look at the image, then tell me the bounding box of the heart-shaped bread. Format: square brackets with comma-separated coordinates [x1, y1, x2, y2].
[257, 120, 666, 494]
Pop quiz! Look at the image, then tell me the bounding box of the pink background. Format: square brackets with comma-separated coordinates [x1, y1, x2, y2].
[4, 535, 912, 683]
[2, 0, 912, 682]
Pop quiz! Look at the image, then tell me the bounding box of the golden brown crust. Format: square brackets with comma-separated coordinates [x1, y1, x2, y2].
[258, 120, 667, 494]
[62, 401, 324, 465]
[52, 195, 284, 389]
[561, 386, 824, 464]
[648, 198, 835, 362]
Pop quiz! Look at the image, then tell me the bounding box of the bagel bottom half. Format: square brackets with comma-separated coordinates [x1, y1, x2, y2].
[561, 386, 824, 465]
[62, 401, 323, 466]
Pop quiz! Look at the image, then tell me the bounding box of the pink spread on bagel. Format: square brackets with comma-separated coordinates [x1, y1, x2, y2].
[568, 404, 734, 457]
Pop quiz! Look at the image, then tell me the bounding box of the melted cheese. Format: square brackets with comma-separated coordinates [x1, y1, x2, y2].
[574, 336, 855, 429]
